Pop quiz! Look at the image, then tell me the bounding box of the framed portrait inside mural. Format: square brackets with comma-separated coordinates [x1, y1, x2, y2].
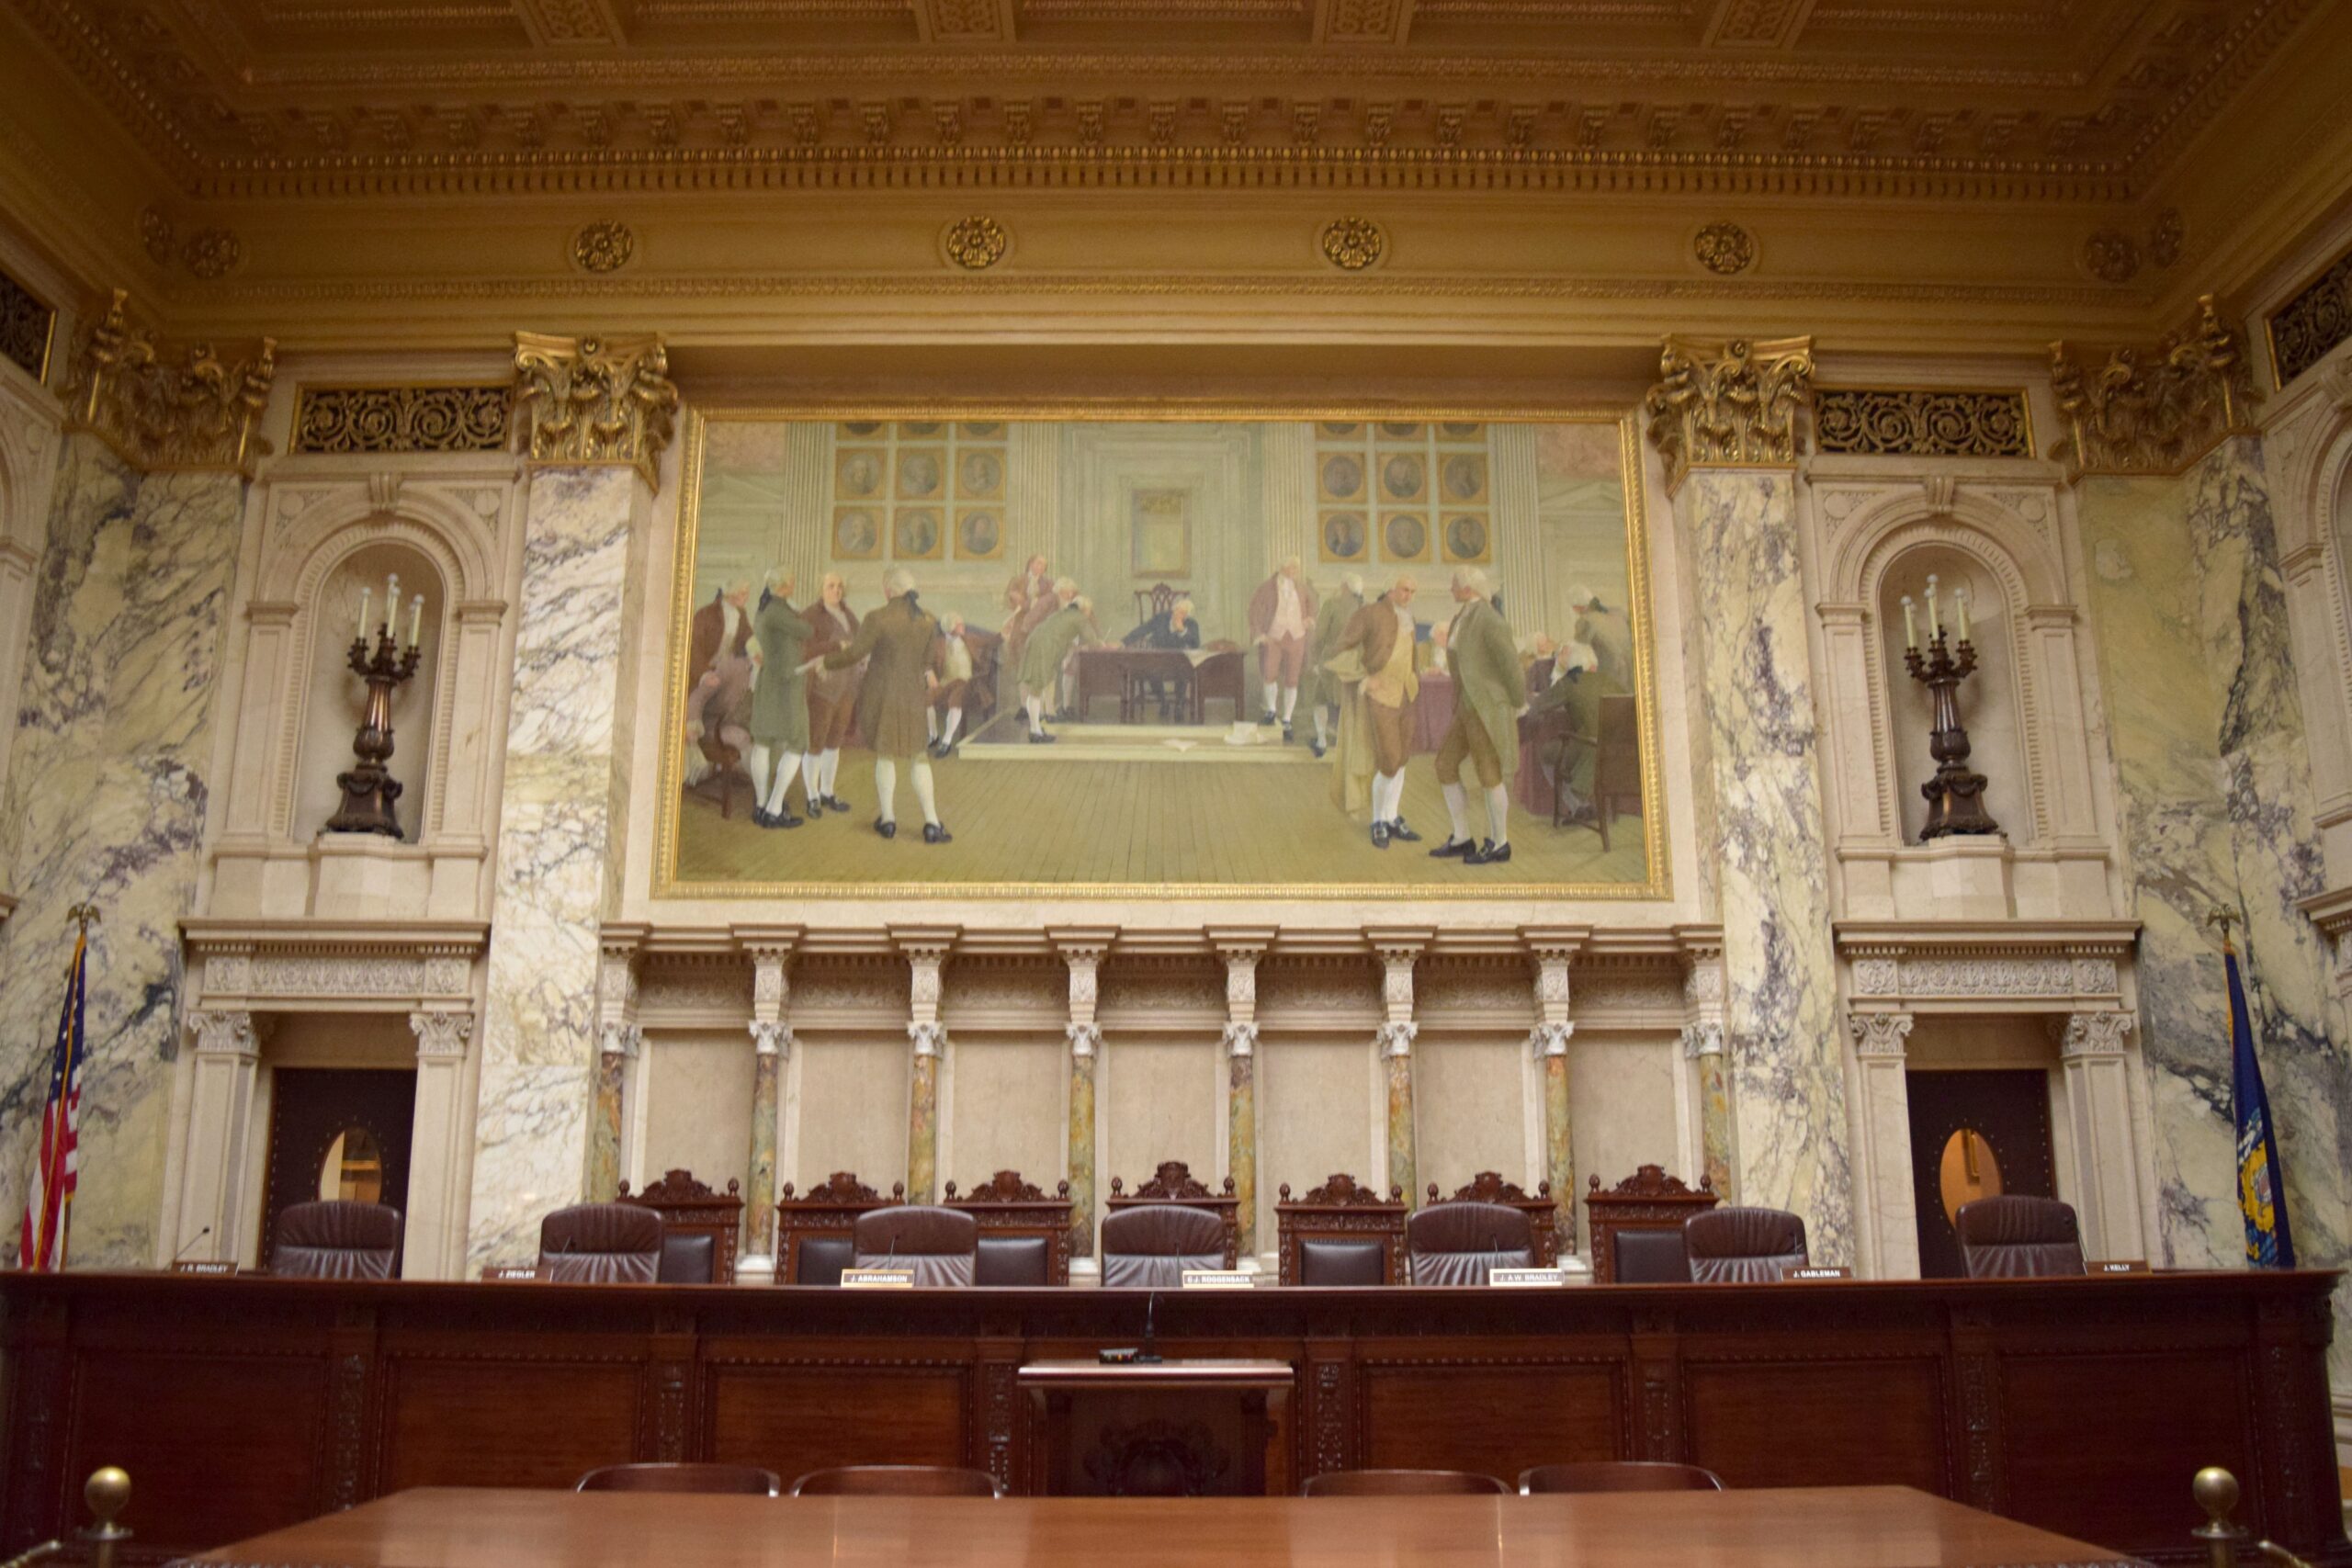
[659, 412, 1664, 898]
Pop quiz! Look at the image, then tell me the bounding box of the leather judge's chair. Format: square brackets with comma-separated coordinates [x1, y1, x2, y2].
[1405, 1201, 1532, 1287]
[1519, 1461, 1724, 1495]
[269, 1201, 403, 1280]
[1955, 1195, 2086, 1279]
[792, 1466, 1003, 1497]
[1101, 1204, 1230, 1287]
[538, 1203, 664, 1283]
[1682, 1206, 1808, 1283]
[1302, 1470, 1510, 1496]
[578, 1463, 780, 1495]
[657, 1231, 718, 1284]
[853, 1205, 978, 1286]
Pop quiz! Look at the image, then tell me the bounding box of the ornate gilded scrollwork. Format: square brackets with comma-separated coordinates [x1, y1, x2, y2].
[511, 331, 680, 492]
[292, 385, 510, 454]
[1641, 333, 1815, 493]
[62, 288, 276, 477]
[2049, 294, 2256, 478]
[2267, 243, 2352, 389]
[2079, 229, 2140, 285]
[1815, 389, 2031, 458]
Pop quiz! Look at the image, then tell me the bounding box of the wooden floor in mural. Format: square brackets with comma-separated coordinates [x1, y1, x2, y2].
[674, 739, 1647, 889]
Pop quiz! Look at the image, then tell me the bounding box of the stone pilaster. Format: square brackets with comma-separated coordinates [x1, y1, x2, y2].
[1212, 927, 1274, 1260]
[743, 935, 797, 1258]
[173, 1011, 262, 1266]
[1053, 928, 1115, 1270]
[585, 934, 641, 1205]
[1370, 931, 1430, 1203]
[1523, 930, 1579, 1247]
[2053, 1011, 2149, 1262]
[406, 1010, 476, 1280]
[1646, 334, 1853, 1262]
[896, 929, 957, 1204]
[1679, 942, 1732, 1199]
[1847, 1011, 1917, 1280]
[467, 330, 675, 1267]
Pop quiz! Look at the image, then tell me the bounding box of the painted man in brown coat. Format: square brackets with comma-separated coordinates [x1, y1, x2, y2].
[822, 566, 951, 843]
[1247, 554, 1318, 740]
[799, 571, 860, 814]
[1328, 574, 1421, 848]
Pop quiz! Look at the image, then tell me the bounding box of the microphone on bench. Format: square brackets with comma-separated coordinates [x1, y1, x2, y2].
[1137, 1288, 1162, 1365]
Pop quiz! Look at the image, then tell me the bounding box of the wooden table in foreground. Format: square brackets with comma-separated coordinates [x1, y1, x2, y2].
[189, 1485, 2140, 1568]
[4, 1269, 2340, 1565]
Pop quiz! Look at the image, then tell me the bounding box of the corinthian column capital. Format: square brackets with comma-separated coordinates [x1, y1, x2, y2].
[512, 331, 681, 492]
[1641, 333, 1816, 494]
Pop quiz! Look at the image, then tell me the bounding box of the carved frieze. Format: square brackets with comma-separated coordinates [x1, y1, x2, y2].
[1846, 949, 2125, 1003]
[2267, 243, 2352, 389]
[1814, 389, 2032, 459]
[2050, 295, 2257, 479]
[1642, 334, 1816, 493]
[290, 385, 509, 455]
[63, 289, 275, 477]
[636, 964, 754, 1015]
[511, 331, 679, 492]
[0, 265, 56, 383]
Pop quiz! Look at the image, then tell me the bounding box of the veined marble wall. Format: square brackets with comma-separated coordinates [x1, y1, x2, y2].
[0, 438, 240, 1265]
[2076, 438, 2351, 1332]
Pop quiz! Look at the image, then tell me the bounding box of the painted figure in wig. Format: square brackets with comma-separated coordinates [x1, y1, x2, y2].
[1430, 566, 1524, 866]
[746, 565, 814, 829]
[1018, 579, 1099, 743]
[1302, 570, 1365, 759]
[928, 612, 979, 758]
[1328, 573, 1421, 848]
[1248, 555, 1319, 741]
[823, 566, 953, 843]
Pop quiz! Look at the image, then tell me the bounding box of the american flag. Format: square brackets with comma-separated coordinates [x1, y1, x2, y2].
[17, 924, 90, 1271]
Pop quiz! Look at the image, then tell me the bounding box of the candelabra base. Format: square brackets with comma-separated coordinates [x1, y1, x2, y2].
[1919, 766, 2000, 839]
[326, 766, 406, 840]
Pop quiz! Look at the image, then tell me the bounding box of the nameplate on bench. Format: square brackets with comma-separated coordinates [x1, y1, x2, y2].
[1487, 1267, 1567, 1288]
[841, 1268, 915, 1289]
[1181, 1269, 1253, 1290]
[2093, 1259, 2151, 1274]
[171, 1260, 238, 1277]
[1781, 1265, 1853, 1281]
[481, 1264, 544, 1282]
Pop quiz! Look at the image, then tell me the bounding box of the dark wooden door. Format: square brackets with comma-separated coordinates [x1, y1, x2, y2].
[260, 1067, 416, 1264]
[1905, 1068, 2057, 1279]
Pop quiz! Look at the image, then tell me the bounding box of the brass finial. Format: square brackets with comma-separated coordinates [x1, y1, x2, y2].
[2205, 907, 2240, 953]
[2192, 1466, 2247, 1568]
[66, 903, 101, 932]
[83, 1466, 130, 1535]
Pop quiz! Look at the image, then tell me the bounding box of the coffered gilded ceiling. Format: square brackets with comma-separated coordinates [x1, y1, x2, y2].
[14, 0, 2324, 201]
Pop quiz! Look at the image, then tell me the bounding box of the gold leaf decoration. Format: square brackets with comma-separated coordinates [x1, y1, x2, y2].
[1815, 389, 2030, 459]
[572, 220, 637, 274]
[943, 216, 1008, 270]
[292, 385, 511, 454]
[512, 331, 679, 492]
[2049, 295, 2257, 478]
[1320, 217, 1385, 272]
[1642, 334, 1815, 493]
[63, 288, 276, 476]
[1693, 221, 1756, 276]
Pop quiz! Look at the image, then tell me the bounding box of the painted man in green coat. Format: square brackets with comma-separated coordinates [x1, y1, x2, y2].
[1524, 638, 1626, 820]
[1017, 583, 1101, 743]
[747, 565, 812, 829]
[822, 565, 952, 842]
[1428, 566, 1525, 866]
[1302, 570, 1364, 759]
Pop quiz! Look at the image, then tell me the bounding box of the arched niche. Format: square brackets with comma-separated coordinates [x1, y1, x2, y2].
[295, 538, 446, 841]
[1873, 540, 2032, 846]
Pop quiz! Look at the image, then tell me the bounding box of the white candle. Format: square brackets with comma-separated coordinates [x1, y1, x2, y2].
[1900, 595, 1918, 651]
[409, 594, 424, 649]
[356, 587, 370, 642]
[385, 574, 399, 637]
[1925, 574, 1941, 638]
[1953, 587, 1970, 643]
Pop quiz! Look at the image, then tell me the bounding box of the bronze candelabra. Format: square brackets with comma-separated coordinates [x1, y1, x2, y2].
[325, 582, 424, 839]
[1900, 578, 2001, 840]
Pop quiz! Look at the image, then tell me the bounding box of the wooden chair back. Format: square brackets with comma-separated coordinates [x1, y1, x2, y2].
[1275, 1174, 1405, 1286]
[1519, 1461, 1723, 1494]
[775, 1171, 896, 1284]
[618, 1168, 744, 1283]
[791, 1465, 1003, 1497]
[577, 1462, 780, 1495]
[1420, 1172, 1560, 1263]
[945, 1169, 1075, 1285]
[1583, 1166, 1718, 1285]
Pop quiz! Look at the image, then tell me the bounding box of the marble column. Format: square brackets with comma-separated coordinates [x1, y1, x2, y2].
[1525, 933, 1577, 1247]
[1371, 933, 1427, 1202]
[173, 1011, 262, 1266]
[1055, 931, 1113, 1274]
[2055, 1011, 2150, 1262]
[586, 936, 642, 1205]
[897, 930, 956, 1204]
[469, 333, 675, 1267]
[1214, 929, 1272, 1261]
[1679, 944, 1731, 1196]
[744, 941, 796, 1258]
[0, 436, 243, 1267]
[1645, 335, 1853, 1261]
[406, 1011, 477, 1280]
[1847, 1011, 1918, 1280]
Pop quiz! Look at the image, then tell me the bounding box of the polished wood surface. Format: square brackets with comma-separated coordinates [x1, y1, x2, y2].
[1020, 1359, 1295, 1496]
[187, 1485, 2138, 1567]
[3, 1269, 2341, 1565]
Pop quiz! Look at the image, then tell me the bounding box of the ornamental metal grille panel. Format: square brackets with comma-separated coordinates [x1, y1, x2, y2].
[291, 385, 510, 455]
[2268, 245, 2352, 389]
[1814, 389, 2031, 459]
[0, 266, 56, 383]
